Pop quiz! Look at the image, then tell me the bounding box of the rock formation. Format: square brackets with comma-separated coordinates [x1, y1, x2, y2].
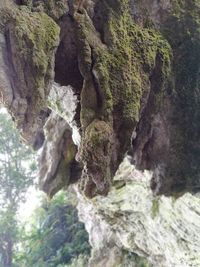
[77, 157, 200, 267]
[0, 0, 200, 266]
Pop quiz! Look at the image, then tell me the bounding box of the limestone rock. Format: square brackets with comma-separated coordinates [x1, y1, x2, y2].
[38, 112, 70, 197]
[77, 158, 200, 267]
[30, 0, 69, 20]
[39, 81, 81, 197]
[48, 82, 81, 146]
[0, 1, 200, 266]
[1, 0, 200, 197]
[39, 112, 81, 198]
[0, 4, 60, 147]
[1, 0, 200, 201]
[0, 32, 13, 107]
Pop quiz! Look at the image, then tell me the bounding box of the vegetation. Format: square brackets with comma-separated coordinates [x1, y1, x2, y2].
[14, 192, 90, 267]
[0, 112, 36, 267]
[0, 112, 90, 267]
[119, 251, 150, 267]
[12, 6, 60, 107]
[95, 0, 171, 137]
[151, 198, 160, 219]
[76, 0, 172, 197]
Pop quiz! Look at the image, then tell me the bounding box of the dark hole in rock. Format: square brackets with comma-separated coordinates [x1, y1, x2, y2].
[54, 14, 83, 129]
[14, 0, 23, 4]
[33, 130, 45, 150]
[55, 15, 83, 93]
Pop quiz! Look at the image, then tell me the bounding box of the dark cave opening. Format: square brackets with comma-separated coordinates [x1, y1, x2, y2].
[54, 14, 83, 129]
[54, 15, 83, 92]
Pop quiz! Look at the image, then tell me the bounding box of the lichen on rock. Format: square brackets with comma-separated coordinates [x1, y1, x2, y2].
[77, 157, 200, 267]
[48, 82, 81, 146]
[24, 0, 69, 20]
[0, 3, 60, 146]
[79, 119, 115, 198]
[73, 0, 172, 197]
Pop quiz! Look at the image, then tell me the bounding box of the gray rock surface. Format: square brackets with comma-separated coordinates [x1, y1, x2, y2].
[0, 2, 200, 266]
[0, 33, 13, 107]
[1, 0, 200, 197]
[77, 158, 200, 267]
[0, 3, 60, 147]
[48, 82, 80, 146]
[38, 112, 71, 197]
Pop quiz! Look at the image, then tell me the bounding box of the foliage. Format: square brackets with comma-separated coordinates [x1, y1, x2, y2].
[0, 112, 36, 267]
[14, 192, 91, 267]
[0, 113, 89, 267]
[64, 254, 89, 267]
[0, 113, 35, 207]
[151, 198, 160, 219]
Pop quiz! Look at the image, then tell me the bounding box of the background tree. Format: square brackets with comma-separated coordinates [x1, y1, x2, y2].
[0, 112, 36, 267]
[15, 192, 91, 267]
[0, 112, 90, 267]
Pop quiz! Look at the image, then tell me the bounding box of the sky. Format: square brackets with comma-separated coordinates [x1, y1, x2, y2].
[18, 186, 43, 223]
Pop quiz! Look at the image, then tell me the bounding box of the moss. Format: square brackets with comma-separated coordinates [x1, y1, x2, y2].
[80, 79, 98, 128]
[39, 0, 67, 20]
[9, 6, 60, 110]
[75, 0, 172, 197]
[21, 0, 68, 20]
[47, 131, 78, 198]
[63, 139, 77, 166]
[79, 120, 114, 198]
[119, 251, 150, 267]
[14, 7, 60, 70]
[48, 159, 71, 198]
[0, 3, 17, 32]
[77, 0, 172, 130]
[22, 0, 32, 8]
[75, 10, 110, 129]
[151, 198, 160, 219]
[95, 0, 172, 150]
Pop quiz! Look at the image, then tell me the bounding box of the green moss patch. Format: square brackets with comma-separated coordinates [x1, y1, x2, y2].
[75, 0, 172, 196]
[95, 0, 172, 152]
[9, 6, 60, 110]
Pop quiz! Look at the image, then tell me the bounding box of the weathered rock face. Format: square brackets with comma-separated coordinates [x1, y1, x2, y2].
[131, 0, 200, 196]
[77, 158, 200, 267]
[0, 1, 60, 147]
[1, 0, 199, 197]
[0, 1, 200, 265]
[39, 83, 81, 197]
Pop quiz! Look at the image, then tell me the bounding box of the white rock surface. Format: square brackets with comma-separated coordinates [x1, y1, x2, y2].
[39, 83, 81, 196]
[48, 82, 81, 146]
[77, 158, 200, 267]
